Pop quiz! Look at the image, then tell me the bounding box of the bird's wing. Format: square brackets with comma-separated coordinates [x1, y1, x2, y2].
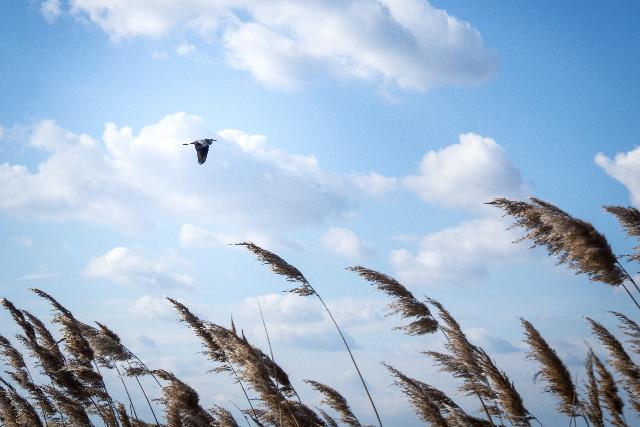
[196, 145, 210, 164]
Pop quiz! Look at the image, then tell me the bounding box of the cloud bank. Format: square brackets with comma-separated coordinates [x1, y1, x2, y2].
[51, 0, 496, 91]
[0, 113, 348, 231]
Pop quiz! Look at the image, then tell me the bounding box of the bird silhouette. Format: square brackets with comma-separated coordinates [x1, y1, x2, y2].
[183, 138, 216, 164]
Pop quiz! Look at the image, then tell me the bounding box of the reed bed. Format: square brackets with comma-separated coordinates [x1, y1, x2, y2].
[1, 197, 639, 426]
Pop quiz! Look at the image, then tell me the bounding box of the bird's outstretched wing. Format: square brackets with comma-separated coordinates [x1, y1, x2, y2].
[196, 145, 210, 164]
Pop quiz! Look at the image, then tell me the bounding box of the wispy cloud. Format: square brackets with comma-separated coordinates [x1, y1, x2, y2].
[84, 247, 194, 290]
[19, 266, 60, 281]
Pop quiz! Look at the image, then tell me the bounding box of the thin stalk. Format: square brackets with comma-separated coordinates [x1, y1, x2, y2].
[617, 260, 640, 298]
[229, 400, 252, 427]
[113, 363, 138, 421]
[93, 361, 119, 427]
[257, 300, 282, 427]
[125, 361, 159, 426]
[312, 290, 383, 427]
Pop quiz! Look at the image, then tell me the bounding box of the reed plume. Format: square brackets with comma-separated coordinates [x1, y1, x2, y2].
[210, 405, 240, 427]
[316, 408, 338, 427]
[383, 363, 490, 427]
[490, 197, 625, 283]
[587, 317, 640, 415]
[0, 334, 57, 422]
[611, 311, 640, 357]
[154, 369, 217, 426]
[520, 318, 579, 417]
[583, 350, 603, 427]
[591, 351, 627, 427]
[348, 266, 438, 335]
[475, 348, 531, 426]
[0, 377, 42, 427]
[604, 205, 640, 262]
[426, 298, 499, 423]
[305, 380, 361, 427]
[238, 242, 382, 427]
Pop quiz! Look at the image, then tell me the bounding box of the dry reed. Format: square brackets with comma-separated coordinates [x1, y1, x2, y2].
[348, 266, 438, 335]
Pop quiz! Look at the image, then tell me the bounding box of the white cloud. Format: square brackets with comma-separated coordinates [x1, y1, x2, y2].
[353, 172, 397, 197]
[176, 41, 197, 57]
[0, 114, 348, 230]
[596, 147, 640, 207]
[236, 293, 381, 350]
[59, 0, 496, 92]
[128, 295, 175, 320]
[19, 265, 60, 281]
[403, 133, 525, 211]
[12, 236, 33, 247]
[84, 246, 194, 289]
[321, 227, 371, 258]
[41, 0, 61, 23]
[390, 217, 522, 285]
[0, 124, 4, 140]
[179, 223, 275, 249]
[151, 50, 169, 61]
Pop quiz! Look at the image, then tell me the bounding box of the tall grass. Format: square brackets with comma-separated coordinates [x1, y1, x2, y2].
[1, 197, 639, 426]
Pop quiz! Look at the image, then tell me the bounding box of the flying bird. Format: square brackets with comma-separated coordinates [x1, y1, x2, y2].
[183, 138, 216, 164]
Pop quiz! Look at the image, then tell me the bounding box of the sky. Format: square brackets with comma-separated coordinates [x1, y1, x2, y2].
[2, 1, 640, 425]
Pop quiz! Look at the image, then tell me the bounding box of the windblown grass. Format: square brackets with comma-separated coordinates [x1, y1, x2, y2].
[1, 197, 640, 426]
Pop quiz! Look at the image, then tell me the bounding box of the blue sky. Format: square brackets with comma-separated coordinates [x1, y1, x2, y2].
[2, 1, 640, 425]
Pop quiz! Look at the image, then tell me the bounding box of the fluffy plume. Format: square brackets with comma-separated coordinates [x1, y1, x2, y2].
[236, 242, 314, 296]
[426, 299, 500, 419]
[490, 198, 625, 285]
[475, 348, 531, 426]
[583, 351, 604, 427]
[305, 380, 361, 427]
[348, 266, 438, 335]
[316, 408, 339, 427]
[384, 363, 490, 427]
[611, 311, 640, 356]
[591, 351, 626, 427]
[210, 405, 240, 427]
[587, 317, 640, 415]
[521, 318, 579, 416]
[0, 377, 43, 427]
[154, 369, 217, 426]
[604, 206, 640, 262]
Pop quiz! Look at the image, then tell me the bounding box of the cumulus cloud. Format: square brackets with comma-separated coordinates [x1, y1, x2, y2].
[55, 0, 496, 91]
[41, 0, 61, 23]
[128, 294, 175, 320]
[84, 246, 194, 289]
[353, 172, 397, 197]
[11, 236, 33, 247]
[596, 147, 640, 207]
[176, 41, 197, 57]
[390, 217, 522, 285]
[321, 227, 371, 258]
[403, 133, 525, 211]
[0, 113, 348, 230]
[236, 294, 382, 350]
